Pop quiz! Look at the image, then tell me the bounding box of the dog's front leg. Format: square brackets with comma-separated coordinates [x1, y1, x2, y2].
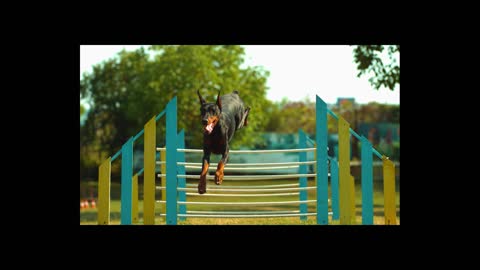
[198, 151, 210, 194]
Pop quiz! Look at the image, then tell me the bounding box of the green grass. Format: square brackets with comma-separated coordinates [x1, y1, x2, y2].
[80, 178, 400, 225]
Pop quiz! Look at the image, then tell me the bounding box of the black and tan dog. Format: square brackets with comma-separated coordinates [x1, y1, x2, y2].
[197, 90, 250, 194]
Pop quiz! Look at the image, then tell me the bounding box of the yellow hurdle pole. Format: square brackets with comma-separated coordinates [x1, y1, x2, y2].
[338, 116, 353, 224]
[98, 157, 111, 225]
[383, 157, 397, 225]
[143, 116, 156, 225]
[160, 149, 167, 217]
[132, 174, 138, 224]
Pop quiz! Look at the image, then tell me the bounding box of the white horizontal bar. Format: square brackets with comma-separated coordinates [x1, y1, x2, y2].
[176, 187, 316, 192]
[185, 183, 299, 188]
[178, 213, 319, 218]
[185, 165, 301, 170]
[157, 147, 316, 153]
[177, 200, 316, 205]
[187, 210, 300, 214]
[178, 161, 316, 166]
[185, 192, 300, 197]
[158, 212, 334, 217]
[176, 148, 316, 153]
[171, 174, 318, 180]
[173, 159, 399, 167]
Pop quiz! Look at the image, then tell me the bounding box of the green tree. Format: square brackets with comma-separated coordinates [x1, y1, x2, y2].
[265, 99, 316, 134]
[80, 45, 270, 175]
[356, 102, 399, 123]
[353, 45, 400, 90]
[80, 104, 85, 117]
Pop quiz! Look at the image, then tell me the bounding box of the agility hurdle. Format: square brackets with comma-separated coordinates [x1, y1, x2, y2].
[97, 96, 178, 225]
[96, 95, 397, 225]
[155, 143, 323, 224]
[316, 95, 397, 225]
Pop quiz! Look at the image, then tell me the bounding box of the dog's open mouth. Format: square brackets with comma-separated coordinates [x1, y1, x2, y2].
[205, 123, 214, 134]
[204, 117, 218, 134]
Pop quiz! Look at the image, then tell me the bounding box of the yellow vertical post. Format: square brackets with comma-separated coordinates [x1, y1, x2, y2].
[143, 116, 156, 225]
[132, 174, 138, 224]
[160, 149, 167, 216]
[338, 116, 353, 224]
[383, 157, 397, 225]
[98, 157, 111, 225]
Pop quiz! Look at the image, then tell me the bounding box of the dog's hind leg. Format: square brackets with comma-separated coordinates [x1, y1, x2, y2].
[215, 134, 229, 185]
[198, 151, 210, 194]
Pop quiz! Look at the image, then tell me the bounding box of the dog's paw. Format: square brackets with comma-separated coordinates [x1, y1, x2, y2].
[198, 175, 207, 194]
[214, 171, 224, 185]
[198, 184, 206, 194]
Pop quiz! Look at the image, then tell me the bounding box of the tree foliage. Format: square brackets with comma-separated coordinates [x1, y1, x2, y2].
[80, 45, 270, 171]
[265, 99, 316, 134]
[353, 45, 400, 90]
[356, 102, 399, 123]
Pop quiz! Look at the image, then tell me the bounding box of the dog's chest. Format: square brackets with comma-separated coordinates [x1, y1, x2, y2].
[204, 132, 227, 154]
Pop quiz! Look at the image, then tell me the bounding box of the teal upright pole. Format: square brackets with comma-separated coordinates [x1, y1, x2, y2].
[120, 137, 134, 225]
[330, 157, 339, 220]
[316, 95, 329, 224]
[361, 136, 373, 225]
[166, 97, 178, 225]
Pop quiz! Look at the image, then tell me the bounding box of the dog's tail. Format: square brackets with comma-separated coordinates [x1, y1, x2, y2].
[237, 107, 250, 129]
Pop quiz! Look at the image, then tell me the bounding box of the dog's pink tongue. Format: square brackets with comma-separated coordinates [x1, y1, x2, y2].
[206, 123, 214, 133]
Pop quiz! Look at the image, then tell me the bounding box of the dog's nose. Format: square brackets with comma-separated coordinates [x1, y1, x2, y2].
[202, 119, 208, 125]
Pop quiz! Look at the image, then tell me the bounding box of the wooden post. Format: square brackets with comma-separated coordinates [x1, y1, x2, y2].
[338, 116, 353, 224]
[383, 157, 396, 225]
[97, 157, 111, 225]
[143, 116, 156, 224]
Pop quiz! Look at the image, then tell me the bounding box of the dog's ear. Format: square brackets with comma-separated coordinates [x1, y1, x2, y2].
[216, 91, 222, 112]
[197, 90, 206, 105]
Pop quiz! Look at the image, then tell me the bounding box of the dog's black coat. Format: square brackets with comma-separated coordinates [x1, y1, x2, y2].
[197, 90, 250, 194]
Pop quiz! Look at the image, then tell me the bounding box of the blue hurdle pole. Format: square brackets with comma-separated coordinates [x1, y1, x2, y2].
[316, 95, 329, 224]
[120, 137, 134, 225]
[165, 97, 178, 225]
[330, 157, 339, 220]
[360, 136, 373, 225]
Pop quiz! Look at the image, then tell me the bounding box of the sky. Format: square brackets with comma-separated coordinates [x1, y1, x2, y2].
[80, 45, 399, 107]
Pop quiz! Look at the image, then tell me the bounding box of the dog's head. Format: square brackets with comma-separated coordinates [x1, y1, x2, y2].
[197, 90, 222, 134]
